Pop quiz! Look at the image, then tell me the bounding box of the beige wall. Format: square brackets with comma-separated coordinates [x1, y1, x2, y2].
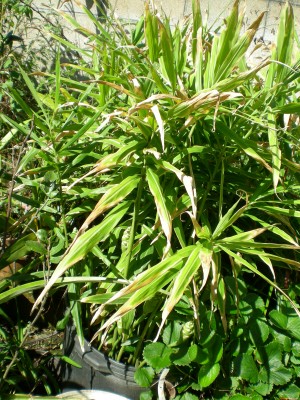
[32, 1, 300, 41]
[30, 0, 299, 66]
[109, 0, 299, 43]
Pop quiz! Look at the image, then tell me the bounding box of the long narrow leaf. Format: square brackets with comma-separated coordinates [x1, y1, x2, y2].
[33, 202, 130, 310]
[212, 199, 247, 239]
[100, 246, 195, 329]
[83, 175, 140, 229]
[268, 113, 281, 191]
[159, 246, 202, 334]
[219, 246, 300, 317]
[146, 167, 172, 255]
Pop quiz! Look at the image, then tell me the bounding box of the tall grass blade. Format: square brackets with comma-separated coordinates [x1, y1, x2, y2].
[83, 175, 140, 229]
[100, 246, 195, 329]
[146, 167, 172, 255]
[157, 246, 202, 338]
[192, 0, 202, 63]
[268, 113, 281, 191]
[159, 20, 176, 91]
[145, 1, 159, 62]
[33, 202, 130, 310]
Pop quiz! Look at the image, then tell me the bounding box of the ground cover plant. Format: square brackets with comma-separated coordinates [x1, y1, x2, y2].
[0, 0, 72, 396]
[1, 0, 300, 398]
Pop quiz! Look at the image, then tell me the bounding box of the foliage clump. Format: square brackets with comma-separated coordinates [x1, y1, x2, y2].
[1, 0, 300, 398]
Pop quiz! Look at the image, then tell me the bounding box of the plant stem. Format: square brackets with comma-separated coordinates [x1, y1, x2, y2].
[131, 300, 161, 367]
[123, 172, 144, 279]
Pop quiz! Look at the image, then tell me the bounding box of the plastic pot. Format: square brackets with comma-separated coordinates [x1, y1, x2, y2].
[61, 324, 146, 400]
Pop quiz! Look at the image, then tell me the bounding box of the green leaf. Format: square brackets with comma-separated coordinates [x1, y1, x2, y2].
[192, 0, 202, 63]
[163, 320, 183, 347]
[139, 391, 153, 400]
[83, 174, 140, 228]
[144, 1, 159, 62]
[214, 11, 265, 83]
[159, 246, 201, 331]
[198, 363, 220, 388]
[159, 22, 176, 91]
[18, 66, 46, 116]
[91, 139, 145, 174]
[219, 246, 300, 318]
[62, 107, 105, 150]
[277, 383, 300, 400]
[212, 199, 246, 239]
[134, 367, 155, 387]
[287, 317, 300, 340]
[33, 202, 129, 310]
[193, 332, 223, 365]
[143, 342, 173, 370]
[259, 365, 292, 386]
[233, 354, 258, 383]
[188, 344, 199, 362]
[171, 345, 192, 366]
[275, 102, 300, 114]
[252, 382, 273, 396]
[25, 240, 47, 255]
[0, 277, 120, 304]
[265, 341, 283, 366]
[249, 318, 269, 346]
[175, 393, 198, 400]
[292, 341, 300, 357]
[269, 310, 288, 330]
[0, 233, 36, 268]
[101, 247, 195, 330]
[146, 167, 172, 253]
[60, 355, 82, 368]
[217, 227, 267, 244]
[255, 204, 300, 218]
[275, 2, 294, 83]
[268, 113, 281, 191]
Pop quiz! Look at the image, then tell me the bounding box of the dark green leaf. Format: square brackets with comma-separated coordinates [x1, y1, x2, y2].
[0, 233, 36, 268]
[198, 363, 220, 388]
[143, 342, 173, 370]
[233, 354, 258, 383]
[163, 320, 183, 347]
[134, 367, 155, 387]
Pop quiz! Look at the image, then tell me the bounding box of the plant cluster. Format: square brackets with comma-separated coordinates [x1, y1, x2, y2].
[0, 0, 71, 396]
[0, 0, 300, 398]
[135, 281, 300, 399]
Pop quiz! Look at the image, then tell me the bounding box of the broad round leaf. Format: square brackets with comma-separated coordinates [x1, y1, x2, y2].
[143, 342, 173, 370]
[198, 363, 220, 388]
[134, 367, 155, 387]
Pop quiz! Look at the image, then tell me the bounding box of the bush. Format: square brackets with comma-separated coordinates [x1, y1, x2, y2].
[1, 0, 300, 398]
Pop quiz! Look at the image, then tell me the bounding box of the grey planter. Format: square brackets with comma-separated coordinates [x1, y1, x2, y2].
[61, 324, 146, 400]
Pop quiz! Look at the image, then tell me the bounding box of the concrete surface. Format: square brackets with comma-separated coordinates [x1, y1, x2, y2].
[28, 0, 299, 67]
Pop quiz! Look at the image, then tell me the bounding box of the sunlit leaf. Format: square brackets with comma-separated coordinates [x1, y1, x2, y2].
[33, 202, 129, 310]
[146, 167, 172, 255]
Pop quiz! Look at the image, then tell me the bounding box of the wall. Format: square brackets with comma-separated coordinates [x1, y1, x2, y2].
[31, 1, 300, 37]
[30, 0, 300, 66]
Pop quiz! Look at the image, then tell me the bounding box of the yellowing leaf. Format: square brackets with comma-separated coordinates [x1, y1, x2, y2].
[32, 202, 129, 310]
[151, 104, 165, 151]
[157, 246, 201, 338]
[146, 167, 172, 256]
[268, 113, 281, 191]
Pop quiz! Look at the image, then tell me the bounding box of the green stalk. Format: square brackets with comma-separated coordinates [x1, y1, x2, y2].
[109, 325, 121, 359]
[197, 160, 221, 220]
[131, 300, 161, 367]
[123, 172, 144, 279]
[219, 157, 224, 219]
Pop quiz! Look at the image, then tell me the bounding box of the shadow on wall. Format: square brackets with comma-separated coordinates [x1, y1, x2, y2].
[85, 0, 108, 19]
